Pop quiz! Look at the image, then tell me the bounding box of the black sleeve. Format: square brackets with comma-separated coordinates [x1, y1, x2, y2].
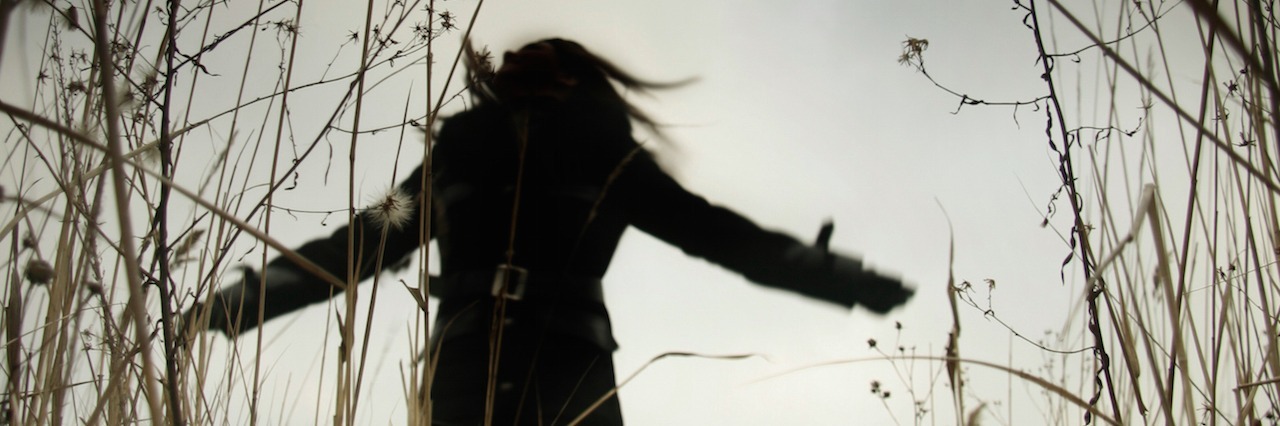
[266, 162, 432, 303]
[614, 154, 861, 308]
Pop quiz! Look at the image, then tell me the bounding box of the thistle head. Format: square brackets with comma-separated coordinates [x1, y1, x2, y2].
[366, 187, 413, 230]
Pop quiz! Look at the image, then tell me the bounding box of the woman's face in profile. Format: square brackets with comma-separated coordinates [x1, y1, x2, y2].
[494, 42, 577, 100]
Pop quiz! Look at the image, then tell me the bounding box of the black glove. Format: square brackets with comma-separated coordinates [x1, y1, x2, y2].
[755, 221, 913, 313]
[828, 253, 913, 314]
[817, 221, 913, 313]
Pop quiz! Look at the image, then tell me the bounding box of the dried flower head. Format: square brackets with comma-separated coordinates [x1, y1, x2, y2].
[438, 11, 457, 31]
[366, 187, 413, 230]
[898, 37, 929, 68]
[467, 42, 495, 86]
[25, 259, 54, 285]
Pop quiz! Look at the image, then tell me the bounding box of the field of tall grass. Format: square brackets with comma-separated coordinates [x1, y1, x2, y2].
[885, 1, 1280, 424]
[1, 0, 1278, 424]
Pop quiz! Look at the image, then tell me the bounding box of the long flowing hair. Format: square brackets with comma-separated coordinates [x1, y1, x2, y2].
[464, 38, 690, 136]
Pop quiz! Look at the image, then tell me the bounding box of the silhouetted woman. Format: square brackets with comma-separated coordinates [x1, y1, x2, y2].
[186, 38, 913, 425]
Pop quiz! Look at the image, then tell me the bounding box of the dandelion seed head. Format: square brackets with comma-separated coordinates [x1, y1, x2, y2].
[367, 187, 413, 230]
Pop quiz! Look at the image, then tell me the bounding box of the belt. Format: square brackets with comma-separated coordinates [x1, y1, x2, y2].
[434, 265, 605, 305]
[430, 265, 617, 351]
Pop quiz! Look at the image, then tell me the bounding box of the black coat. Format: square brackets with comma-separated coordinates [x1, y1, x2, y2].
[223, 94, 903, 424]
[278, 95, 868, 338]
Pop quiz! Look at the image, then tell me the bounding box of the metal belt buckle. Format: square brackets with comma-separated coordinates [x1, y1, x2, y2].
[491, 264, 529, 301]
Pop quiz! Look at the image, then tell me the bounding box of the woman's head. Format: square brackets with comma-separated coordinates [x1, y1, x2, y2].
[489, 41, 577, 101]
[466, 38, 687, 131]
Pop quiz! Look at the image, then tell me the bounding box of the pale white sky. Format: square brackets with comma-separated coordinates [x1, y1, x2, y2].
[255, 2, 1075, 424]
[1, 0, 1205, 424]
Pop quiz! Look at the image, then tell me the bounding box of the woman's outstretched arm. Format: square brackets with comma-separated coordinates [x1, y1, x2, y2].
[186, 164, 433, 336]
[616, 153, 913, 313]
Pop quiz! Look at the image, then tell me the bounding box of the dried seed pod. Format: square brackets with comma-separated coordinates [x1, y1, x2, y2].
[173, 229, 205, 259]
[25, 259, 54, 285]
[83, 280, 104, 297]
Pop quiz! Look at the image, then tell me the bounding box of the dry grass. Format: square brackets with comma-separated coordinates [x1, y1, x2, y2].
[886, 0, 1280, 424]
[0, 0, 468, 423]
[3, 0, 1279, 424]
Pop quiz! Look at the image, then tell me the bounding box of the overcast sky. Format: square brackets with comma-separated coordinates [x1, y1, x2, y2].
[0, 0, 1196, 424]
[323, 1, 1069, 423]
